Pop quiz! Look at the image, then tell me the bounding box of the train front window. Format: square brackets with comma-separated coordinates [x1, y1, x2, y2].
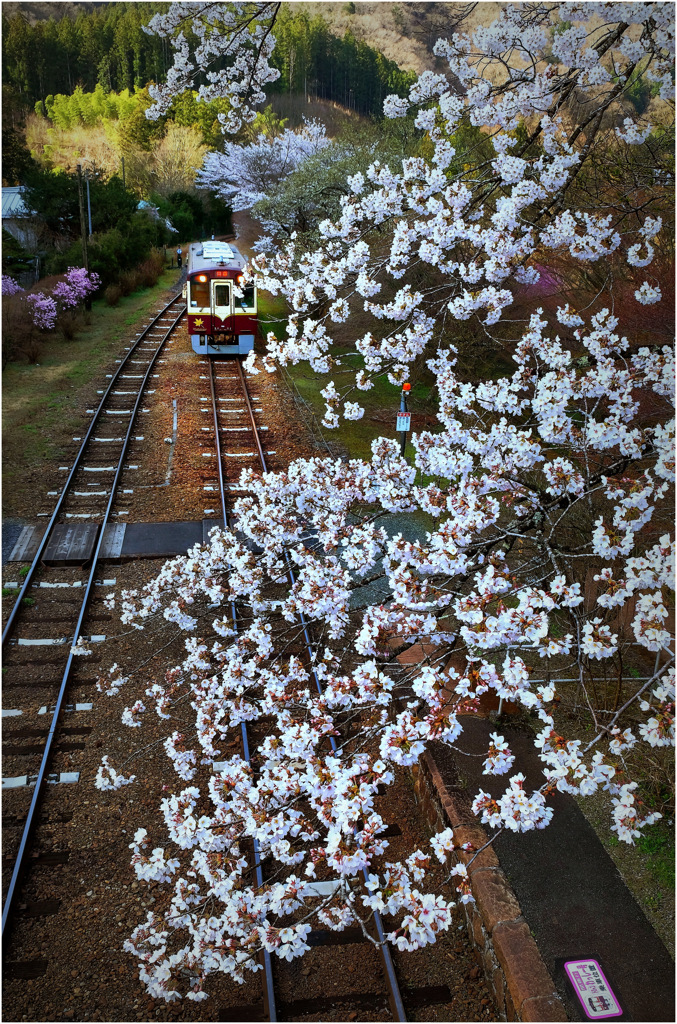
[214, 283, 231, 309]
[190, 278, 209, 308]
[234, 284, 256, 312]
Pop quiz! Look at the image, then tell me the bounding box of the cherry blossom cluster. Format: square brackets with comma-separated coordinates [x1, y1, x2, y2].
[250, 6, 671, 427]
[51, 266, 100, 309]
[145, 2, 282, 132]
[95, 755, 136, 790]
[107, 1, 675, 1001]
[98, 289, 674, 981]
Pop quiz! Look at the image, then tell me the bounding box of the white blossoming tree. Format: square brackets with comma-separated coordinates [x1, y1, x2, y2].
[93, 2, 674, 1004]
[196, 116, 331, 212]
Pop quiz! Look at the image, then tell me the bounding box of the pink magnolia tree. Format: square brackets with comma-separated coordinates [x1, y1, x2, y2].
[90, 2, 674, 1003]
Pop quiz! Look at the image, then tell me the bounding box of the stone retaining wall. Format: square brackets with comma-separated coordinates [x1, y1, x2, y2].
[412, 750, 568, 1022]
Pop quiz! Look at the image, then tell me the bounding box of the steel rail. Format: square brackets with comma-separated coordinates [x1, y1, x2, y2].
[2, 302, 186, 939]
[233, 359, 407, 1022]
[208, 358, 277, 1023]
[2, 292, 186, 645]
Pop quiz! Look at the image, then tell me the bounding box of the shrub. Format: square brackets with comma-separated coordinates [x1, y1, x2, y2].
[137, 250, 165, 288]
[105, 283, 122, 306]
[2, 293, 32, 367]
[118, 269, 142, 296]
[59, 309, 84, 340]
[17, 335, 43, 364]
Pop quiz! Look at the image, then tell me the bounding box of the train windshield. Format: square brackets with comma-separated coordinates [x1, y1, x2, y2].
[213, 283, 231, 308]
[189, 277, 209, 308]
[234, 284, 256, 311]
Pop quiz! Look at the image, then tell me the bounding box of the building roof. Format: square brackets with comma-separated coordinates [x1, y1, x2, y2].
[2, 186, 32, 219]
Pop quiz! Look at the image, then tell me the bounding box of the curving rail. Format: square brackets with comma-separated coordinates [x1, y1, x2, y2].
[208, 356, 407, 1022]
[2, 292, 186, 939]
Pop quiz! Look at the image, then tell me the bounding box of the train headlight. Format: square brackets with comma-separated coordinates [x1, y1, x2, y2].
[197, 274, 207, 282]
[199, 334, 206, 343]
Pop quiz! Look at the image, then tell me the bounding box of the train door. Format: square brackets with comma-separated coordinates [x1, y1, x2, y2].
[211, 279, 232, 335]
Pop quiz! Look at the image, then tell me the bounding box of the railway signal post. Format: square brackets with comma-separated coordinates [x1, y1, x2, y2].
[397, 382, 411, 457]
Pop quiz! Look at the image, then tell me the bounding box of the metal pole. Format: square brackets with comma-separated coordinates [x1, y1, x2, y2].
[76, 164, 89, 273]
[85, 172, 92, 237]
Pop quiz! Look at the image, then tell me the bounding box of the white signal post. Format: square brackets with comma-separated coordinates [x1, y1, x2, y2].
[397, 383, 411, 457]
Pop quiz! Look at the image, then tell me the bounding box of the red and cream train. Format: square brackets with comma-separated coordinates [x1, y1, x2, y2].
[183, 240, 257, 356]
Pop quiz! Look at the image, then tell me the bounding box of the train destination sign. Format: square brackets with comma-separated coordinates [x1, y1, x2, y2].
[564, 959, 623, 1020]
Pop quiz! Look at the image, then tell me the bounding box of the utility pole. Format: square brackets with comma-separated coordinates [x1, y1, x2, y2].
[76, 164, 91, 310]
[76, 164, 89, 272]
[85, 170, 92, 238]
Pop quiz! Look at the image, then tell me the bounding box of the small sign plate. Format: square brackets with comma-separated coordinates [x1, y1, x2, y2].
[396, 411, 411, 432]
[564, 959, 623, 1019]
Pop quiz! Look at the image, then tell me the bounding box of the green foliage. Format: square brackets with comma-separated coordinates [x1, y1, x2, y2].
[2, 4, 169, 108]
[2, 229, 34, 276]
[249, 106, 289, 141]
[18, 566, 29, 578]
[268, 9, 416, 116]
[625, 60, 661, 115]
[2, 91, 37, 185]
[166, 90, 233, 148]
[22, 166, 137, 238]
[48, 212, 162, 286]
[3, 4, 415, 122]
[152, 189, 231, 243]
[637, 823, 675, 889]
[22, 166, 80, 234]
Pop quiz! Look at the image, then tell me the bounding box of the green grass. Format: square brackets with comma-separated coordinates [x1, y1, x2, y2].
[260, 293, 439, 464]
[258, 291, 289, 346]
[289, 363, 405, 463]
[2, 270, 179, 516]
[637, 822, 675, 890]
[21, 596, 35, 607]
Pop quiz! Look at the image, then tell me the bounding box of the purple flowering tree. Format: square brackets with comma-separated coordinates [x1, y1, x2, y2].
[51, 267, 101, 311]
[2, 267, 100, 364]
[26, 292, 58, 330]
[1, 275, 24, 297]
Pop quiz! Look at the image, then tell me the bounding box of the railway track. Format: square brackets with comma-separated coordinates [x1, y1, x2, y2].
[207, 356, 409, 1022]
[1, 293, 186, 944]
[2, 327, 496, 1021]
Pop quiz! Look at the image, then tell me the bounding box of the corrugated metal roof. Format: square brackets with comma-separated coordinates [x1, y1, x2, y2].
[2, 187, 32, 219]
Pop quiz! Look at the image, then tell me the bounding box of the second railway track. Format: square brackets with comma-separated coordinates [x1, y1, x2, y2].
[2, 292, 186, 940]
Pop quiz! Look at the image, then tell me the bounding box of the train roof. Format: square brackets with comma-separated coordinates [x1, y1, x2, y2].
[187, 240, 247, 275]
